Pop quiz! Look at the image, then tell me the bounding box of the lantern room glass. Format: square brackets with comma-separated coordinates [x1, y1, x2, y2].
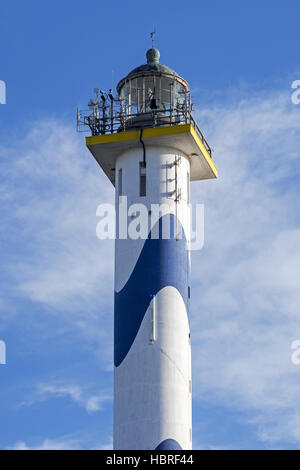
[119, 76, 188, 115]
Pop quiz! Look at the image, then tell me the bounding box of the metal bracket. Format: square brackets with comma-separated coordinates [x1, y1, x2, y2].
[149, 295, 156, 344]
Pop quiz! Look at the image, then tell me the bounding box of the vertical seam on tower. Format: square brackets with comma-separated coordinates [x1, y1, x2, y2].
[139, 128, 146, 167]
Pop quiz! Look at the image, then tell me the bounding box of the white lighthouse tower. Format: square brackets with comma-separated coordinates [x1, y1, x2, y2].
[78, 40, 217, 450]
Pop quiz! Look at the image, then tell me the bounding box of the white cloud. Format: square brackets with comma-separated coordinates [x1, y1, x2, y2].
[9, 437, 81, 450]
[5, 120, 114, 307]
[0, 119, 114, 363]
[8, 433, 113, 450]
[23, 381, 112, 413]
[190, 91, 300, 446]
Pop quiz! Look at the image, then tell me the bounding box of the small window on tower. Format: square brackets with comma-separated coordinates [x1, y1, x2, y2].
[139, 162, 146, 197]
[118, 168, 122, 197]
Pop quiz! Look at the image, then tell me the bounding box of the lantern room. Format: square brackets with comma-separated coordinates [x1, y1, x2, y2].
[116, 47, 190, 116]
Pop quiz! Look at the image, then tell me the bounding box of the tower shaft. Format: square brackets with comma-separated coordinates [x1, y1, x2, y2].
[114, 146, 192, 450]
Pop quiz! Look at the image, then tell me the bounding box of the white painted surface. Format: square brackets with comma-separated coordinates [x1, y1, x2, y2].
[115, 147, 190, 292]
[114, 145, 192, 450]
[114, 287, 191, 450]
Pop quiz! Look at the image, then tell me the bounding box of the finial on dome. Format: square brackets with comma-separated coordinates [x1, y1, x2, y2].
[147, 27, 160, 64]
[146, 47, 160, 64]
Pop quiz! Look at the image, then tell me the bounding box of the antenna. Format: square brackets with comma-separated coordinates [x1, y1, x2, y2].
[100, 90, 106, 104]
[112, 70, 114, 91]
[150, 26, 155, 48]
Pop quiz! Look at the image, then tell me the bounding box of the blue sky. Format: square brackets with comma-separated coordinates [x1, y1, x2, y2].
[1, 0, 300, 450]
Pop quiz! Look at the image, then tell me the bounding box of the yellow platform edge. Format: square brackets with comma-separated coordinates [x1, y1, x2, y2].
[86, 123, 217, 178]
[189, 126, 218, 177]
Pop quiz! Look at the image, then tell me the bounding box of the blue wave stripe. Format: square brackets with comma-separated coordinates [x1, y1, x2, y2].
[114, 214, 189, 367]
[155, 438, 182, 450]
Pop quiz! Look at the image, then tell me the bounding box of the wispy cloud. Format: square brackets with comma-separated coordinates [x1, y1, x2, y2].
[23, 381, 112, 413]
[191, 91, 300, 447]
[9, 437, 81, 450]
[0, 120, 114, 364]
[7, 433, 113, 450]
[3, 120, 114, 308]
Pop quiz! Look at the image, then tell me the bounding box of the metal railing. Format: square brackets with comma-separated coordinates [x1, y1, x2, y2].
[77, 103, 212, 156]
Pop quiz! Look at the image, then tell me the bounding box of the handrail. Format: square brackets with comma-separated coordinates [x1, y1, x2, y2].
[77, 106, 212, 156]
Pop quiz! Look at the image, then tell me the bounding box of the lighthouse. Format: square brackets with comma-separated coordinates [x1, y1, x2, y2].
[78, 40, 217, 450]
